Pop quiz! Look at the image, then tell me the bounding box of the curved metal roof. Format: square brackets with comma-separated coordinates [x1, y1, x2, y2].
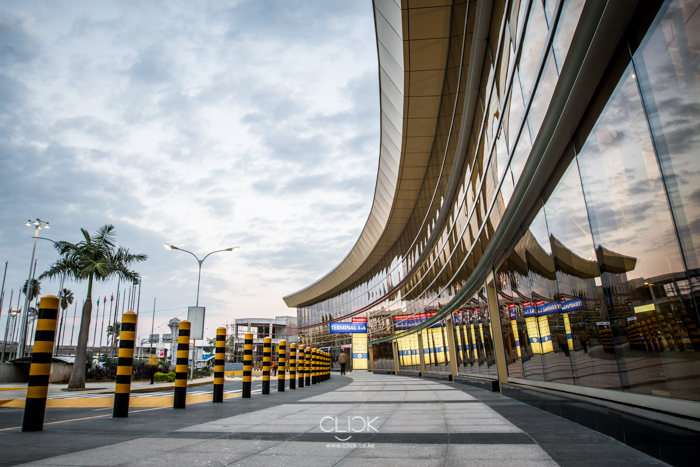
[284, 0, 454, 308]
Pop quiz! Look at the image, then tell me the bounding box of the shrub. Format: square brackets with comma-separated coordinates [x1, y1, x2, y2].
[153, 371, 176, 382]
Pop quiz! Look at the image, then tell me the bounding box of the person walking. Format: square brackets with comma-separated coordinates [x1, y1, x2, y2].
[338, 351, 348, 375]
[146, 354, 159, 384]
[579, 328, 590, 354]
[556, 331, 570, 357]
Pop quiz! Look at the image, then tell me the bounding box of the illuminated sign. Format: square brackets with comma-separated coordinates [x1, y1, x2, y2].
[329, 322, 367, 333]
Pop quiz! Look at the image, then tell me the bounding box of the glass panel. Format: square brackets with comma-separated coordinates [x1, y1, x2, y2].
[553, 0, 586, 72]
[634, 0, 700, 273]
[518, 0, 548, 102]
[577, 64, 700, 401]
[544, 156, 622, 390]
[528, 49, 559, 137]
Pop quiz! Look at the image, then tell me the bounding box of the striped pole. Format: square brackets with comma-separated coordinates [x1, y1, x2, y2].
[278, 340, 286, 392]
[113, 310, 137, 417]
[289, 343, 296, 390]
[305, 347, 311, 386]
[242, 333, 253, 398]
[213, 327, 226, 403]
[262, 337, 271, 395]
[173, 320, 190, 409]
[22, 295, 58, 432]
[311, 349, 317, 385]
[323, 351, 327, 381]
[298, 345, 305, 388]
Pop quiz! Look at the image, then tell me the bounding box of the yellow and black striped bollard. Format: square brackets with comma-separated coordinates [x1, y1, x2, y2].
[22, 295, 59, 432]
[113, 310, 137, 417]
[298, 345, 305, 388]
[242, 333, 253, 398]
[289, 343, 296, 390]
[312, 349, 318, 385]
[305, 347, 311, 386]
[278, 340, 286, 392]
[173, 320, 191, 409]
[213, 327, 226, 403]
[262, 337, 271, 395]
[323, 352, 327, 381]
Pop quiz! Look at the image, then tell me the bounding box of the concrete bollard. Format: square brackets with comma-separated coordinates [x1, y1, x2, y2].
[298, 345, 305, 388]
[22, 295, 59, 432]
[278, 340, 286, 392]
[242, 333, 253, 398]
[173, 320, 191, 409]
[213, 327, 226, 403]
[289, 343, 296, 390]
[305, 347, 311, 386]
[262, 337, 271, 395]
[113, 310, 137, 417]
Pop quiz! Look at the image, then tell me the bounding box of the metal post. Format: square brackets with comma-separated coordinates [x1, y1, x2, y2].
[18, 225, 40, 359]
[486, 274, 508, 388]
[113, 311, 137, 418]
[69, 301, 78, 356]
[242, 333, 253, 398]
[446, 316, 459, 380]
[278, 340, 286, 392]
[0, 261, 7, 331]
[262, 337, 271, 395]
[150, 298, 156, 354]
[213, 327, 226, 403]
[173, 320, 191, 409]
[22, 295, 58, 431]
[1, 289, 13, 362]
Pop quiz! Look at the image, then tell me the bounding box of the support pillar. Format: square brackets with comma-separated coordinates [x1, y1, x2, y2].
[486, 273, 508, 388]
[446, 316, 459, 380]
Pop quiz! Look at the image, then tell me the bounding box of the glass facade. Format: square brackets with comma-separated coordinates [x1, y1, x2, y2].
[292, 0, 700, 408]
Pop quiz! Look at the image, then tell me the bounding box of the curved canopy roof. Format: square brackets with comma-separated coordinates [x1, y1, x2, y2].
[284, 0, 454, 308]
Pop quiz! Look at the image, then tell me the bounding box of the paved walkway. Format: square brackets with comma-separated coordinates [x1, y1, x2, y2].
[3, 373, 667, 466]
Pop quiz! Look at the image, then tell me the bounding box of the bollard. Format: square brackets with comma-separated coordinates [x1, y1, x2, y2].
[173, 320, 191, 409]
[289, 343, 296, 390]
[305, 347, 311, 386]
[323, 351, 327, 381]
[213, 327, 226, 403]
[113, 310, 137, 417]
[298, 345, 305, 388]
[262, 337, 271, 395]
[278, 340, 286, 392]
[22, 295, 59, 432]
[312, 349, 317, 385]
[242, 333, 253, 398]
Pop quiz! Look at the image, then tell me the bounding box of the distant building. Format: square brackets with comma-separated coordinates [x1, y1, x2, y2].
[228, 316, 297, 362]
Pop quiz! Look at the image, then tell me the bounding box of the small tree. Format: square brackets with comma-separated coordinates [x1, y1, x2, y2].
[40, 225, 146, 389]
[22, 279, 41, 303]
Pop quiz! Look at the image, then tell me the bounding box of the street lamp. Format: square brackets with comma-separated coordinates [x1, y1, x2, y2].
[163, 244, 239, 306]
[18, 218, 49, 359]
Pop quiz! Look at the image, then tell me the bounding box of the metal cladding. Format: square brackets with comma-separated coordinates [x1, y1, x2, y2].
[278, 340, 286, 392]
[173, 320, 190, 409]
[304, 347, 311, 386]
[298, 345, 305, 388]
[262, 337, 271, 395]
[242, 332, 253, 398]
[213, 327, 226, 403]
[113, 310, 137, 418]
[22, 295, 59, 431]
[289, 343, 296, 390]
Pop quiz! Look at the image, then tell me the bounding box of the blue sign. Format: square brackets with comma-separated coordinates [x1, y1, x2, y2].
[523, 303, 536, 318]
[536, 301, 562, 316]
[329, 322, 367, 333]
[561, 298, 584, 312]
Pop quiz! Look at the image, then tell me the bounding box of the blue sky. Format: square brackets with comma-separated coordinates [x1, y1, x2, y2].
[0, 1, 380, 344]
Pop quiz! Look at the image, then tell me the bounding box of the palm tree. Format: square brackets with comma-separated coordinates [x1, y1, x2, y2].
[106, 322, 120, 347]
[56, 288, 74, 353]
[40, 225, 147, 389]
[21, 279, 41, 304]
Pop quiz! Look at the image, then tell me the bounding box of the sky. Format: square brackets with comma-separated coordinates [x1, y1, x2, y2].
[0, 1, 380, 345]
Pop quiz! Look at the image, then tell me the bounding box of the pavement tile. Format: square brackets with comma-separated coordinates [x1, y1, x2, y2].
[345, 442, 447, 459]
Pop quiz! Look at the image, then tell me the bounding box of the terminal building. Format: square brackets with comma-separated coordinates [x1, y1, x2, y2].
[284, 0, 700, 461]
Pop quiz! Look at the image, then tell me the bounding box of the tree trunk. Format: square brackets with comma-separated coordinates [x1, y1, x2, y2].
[68, 285, 93, 389]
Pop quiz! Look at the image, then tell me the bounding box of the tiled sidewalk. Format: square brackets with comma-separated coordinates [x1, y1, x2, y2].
[12, 373, 668, 467]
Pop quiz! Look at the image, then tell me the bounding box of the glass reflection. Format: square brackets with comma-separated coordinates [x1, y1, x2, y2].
[577, 63, 700, 401]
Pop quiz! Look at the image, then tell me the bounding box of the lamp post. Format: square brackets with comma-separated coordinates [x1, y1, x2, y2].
[163, 244, 239, 307]
[164, 244, 239, 379]
[18, 218, 49, 359]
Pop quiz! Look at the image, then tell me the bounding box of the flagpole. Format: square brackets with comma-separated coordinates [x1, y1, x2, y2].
[150, 297, 156, 355]
[91, 297, 99, 351]
[69, 300, 78, 356]
[1, 289, 13, 362]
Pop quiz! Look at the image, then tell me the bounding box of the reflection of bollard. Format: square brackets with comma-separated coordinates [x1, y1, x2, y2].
[262, 337, 271, 395]
[213, 327, 226, 403]
[305, 347, 311, 386]
[113, 310, 137, 417]
[174, 320, 191, 409]
[298, 345, 305, 388]
[22, 295, 59, 432]
[278, 340, 286, 392]
[242, 333, 253, 398]
[289, 343, 296, 390]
